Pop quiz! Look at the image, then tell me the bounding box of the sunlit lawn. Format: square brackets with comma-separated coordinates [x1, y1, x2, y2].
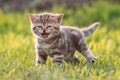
[0, 2, 120, 80]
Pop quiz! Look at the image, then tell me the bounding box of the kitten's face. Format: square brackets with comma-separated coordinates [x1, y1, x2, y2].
[29, 13, 63, 39]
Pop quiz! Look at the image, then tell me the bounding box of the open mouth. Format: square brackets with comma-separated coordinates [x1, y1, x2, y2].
[41, 32, 49, 38]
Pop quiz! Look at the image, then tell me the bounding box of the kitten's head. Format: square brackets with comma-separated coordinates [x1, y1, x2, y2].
[29, 12, 63, 39]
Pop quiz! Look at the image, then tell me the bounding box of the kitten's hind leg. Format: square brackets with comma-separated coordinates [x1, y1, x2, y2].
[77, 39, 97, 63]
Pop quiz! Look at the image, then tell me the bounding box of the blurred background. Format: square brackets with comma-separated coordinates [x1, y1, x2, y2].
[0, 0, 120, 33]
[0, 0, 120, 80]
[0, 0, 120, 12]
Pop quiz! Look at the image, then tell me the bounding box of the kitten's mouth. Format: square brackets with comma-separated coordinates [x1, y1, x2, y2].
[41, 32, 49, 38]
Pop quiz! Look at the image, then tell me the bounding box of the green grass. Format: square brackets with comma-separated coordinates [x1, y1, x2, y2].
[0, 2, 120, 80]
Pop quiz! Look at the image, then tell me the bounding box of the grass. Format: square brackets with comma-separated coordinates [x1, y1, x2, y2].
[0, 1, 120, 80]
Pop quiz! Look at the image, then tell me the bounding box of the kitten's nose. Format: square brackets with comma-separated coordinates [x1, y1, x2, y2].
[42, 28, 46, 32]
[43, 30, 46, 33]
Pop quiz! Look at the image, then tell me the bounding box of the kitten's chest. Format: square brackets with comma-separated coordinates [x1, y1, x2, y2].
[37, 38, 62, 54]
[39, 42, 51, 49]
[36, 35, 75, 56]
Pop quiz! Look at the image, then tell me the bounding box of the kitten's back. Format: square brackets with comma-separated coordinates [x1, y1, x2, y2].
[61, 22, 100, 37]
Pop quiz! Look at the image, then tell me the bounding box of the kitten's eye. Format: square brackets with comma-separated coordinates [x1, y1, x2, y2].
[37, 26, 42, 28]
[47, 26, 52, 28]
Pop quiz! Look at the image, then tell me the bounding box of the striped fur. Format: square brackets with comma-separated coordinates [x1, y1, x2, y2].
[29, 12, 100, 65]
[82, 22, 99, 37]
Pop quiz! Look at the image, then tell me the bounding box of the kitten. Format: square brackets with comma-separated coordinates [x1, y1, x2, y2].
[28, 12, 99, 65]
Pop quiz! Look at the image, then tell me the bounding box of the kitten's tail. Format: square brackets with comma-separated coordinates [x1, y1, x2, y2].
[82, 22, 100, 37]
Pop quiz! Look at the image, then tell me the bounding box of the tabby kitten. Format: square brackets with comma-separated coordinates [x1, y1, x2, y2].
[28, 12, 99, 65]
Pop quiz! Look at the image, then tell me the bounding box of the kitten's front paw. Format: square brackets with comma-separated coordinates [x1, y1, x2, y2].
[87, 56, 97, 63]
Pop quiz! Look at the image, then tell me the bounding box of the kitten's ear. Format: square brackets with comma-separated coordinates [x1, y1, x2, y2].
[56, 14, 64, 24]
[28, 14, 36, 23]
